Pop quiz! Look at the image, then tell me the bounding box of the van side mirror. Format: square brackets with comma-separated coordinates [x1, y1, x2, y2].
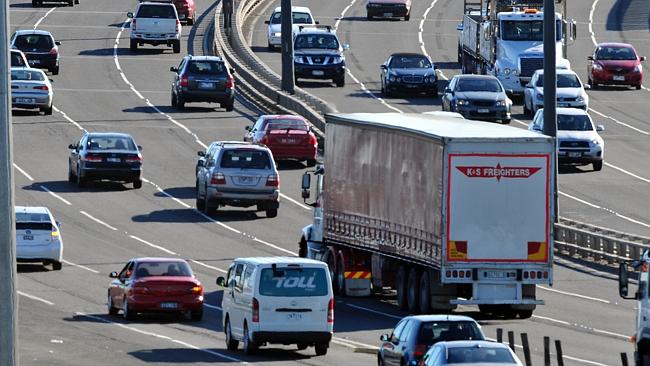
[216, 276, 226, 287]
[301, 173, 311, 199]
[197, 160, 205, 168]
[170, 66, 178, 72]
[127, 12, 134, 18]
[587, 56, 594, 61]
[380, 334, 389, 342]
[109, 271, 119, 278]
[197, 151, 205, 157]
[596, 125, 604, 132]
[641, 56, 647, 61]
[68, 143, 76, 149]
[342, 44, 350, 51]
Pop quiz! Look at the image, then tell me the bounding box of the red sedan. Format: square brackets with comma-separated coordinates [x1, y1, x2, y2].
[587, 42, 645, 89]
[244, 115, 318, 166]
[173, 0, 196, 25]
[108, 258, 204, 321]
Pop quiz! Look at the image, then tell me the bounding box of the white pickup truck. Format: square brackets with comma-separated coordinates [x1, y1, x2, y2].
[128, 1, 181, 53]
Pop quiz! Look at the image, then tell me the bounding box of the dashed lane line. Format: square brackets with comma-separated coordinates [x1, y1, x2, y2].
[129, 235, 177, 256]
[18, 291, 55, 306]
[33, 7, 57, 29]
[39, 185, 71, 206]
[61, 259, 100, 274]
[79, 211, 118, 231]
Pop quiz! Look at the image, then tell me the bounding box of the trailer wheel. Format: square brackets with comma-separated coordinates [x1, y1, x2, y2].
[407, 268, 420, 314]
[325, 250, 338, 293]
[396, 266, 408, 310]
[336, 253, 346, 296]
[418, 271, 431, 314]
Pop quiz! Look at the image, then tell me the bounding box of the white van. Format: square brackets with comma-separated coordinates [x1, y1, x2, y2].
[217, 257, 333, 355]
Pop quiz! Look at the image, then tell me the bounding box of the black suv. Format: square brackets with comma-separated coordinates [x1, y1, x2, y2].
[293, 26, 349, 87]
[170, 55, 235, 111]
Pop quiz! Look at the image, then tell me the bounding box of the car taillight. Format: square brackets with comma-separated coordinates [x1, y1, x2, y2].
[33, 85, 48, 91]
[189, 285, 203, 295]
[260, 134, 269, 145]
[132, 285, 149, 295]
[225, 75, 234, 89]
[252, 297, 259, 323]
[308, 133, 317, 146]
[176, 19, 181, 31]
[82, 155, 102, 162]
[327, 297, 334, 323]
[124, 155, 142, 163]
[51, 226, 59, 238]
[180, 74, 189, 87]
[266, 174, 279, 187]
[414, 344, 427, 357]
[210, 172, 226, 185]
[132, 19, 137, 32]
[48, 47, 58, 55]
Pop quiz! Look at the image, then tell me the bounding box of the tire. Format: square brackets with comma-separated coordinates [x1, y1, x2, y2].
[130, 39, 138, 52]
[431, 89, 438, 98]
[315, 343, 328, 356]
[326, 250, 338, 293]
[225, 318, 239, 350]
[335, 75, 345, 87]
[187, 15, 194, 26]
[68, 0, 73, 6]
[517, 309, 533, 319]
[176, 94, 185, 109]
[636, 84, 642, 90]
[297, 343, 308, 350]
[196, 190, 205, 211]
[404, 13, 410, 21]
[336, 255, 346, 296]
[306, 159, 317, 167]
[367, 13, 373, 21]
[123, 299, 136, 320]
[42, 104, 53, 115]
[203, 193, 215, 215]
[407, 267, 420, 314]
[243, 324, 258, 355]
[379, 356, 386, 366]
[190, 308, 203, 321]
[593, 160, 603, 171]
[52, 261, 62, 271]
[68, 164, 75, 183]
[396, 266, 408, 310]
[267, 42, 275, 51]
[173, 40, 181, 54]
[108, 294, 119, 315]
[265, 208, 278, 218]
[133, 179, 142, 189]
[171, 91, 177, 107]
[32, 0, 38, 7]
[225, 99, 234, 112]
[51, 66, 59, 75]
[76, 167, 86, 188]
[502, 119, 511, 125]
[418, 271, 431, 314]
[75, 0, 79, 3]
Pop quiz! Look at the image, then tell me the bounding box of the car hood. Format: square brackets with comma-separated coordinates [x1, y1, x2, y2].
[294, 48, 341, 56]
[455, 91, 505, 101]
[268, 23, 307, 34]
[596, 59, 639, 69]
[557, 130, 598, 140]
[498, 41, 570, 70]
[390, 68, 436, 77]
[535, 87, 584, 98]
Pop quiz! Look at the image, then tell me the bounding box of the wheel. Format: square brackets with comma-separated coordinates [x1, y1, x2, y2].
[68, 164, 75, 183]
[306, 159, 317, 167]
[379, 355, 386, 366]
[243, 324, 258, 355]
[32, 0, 37, 7]
[171, 91, 177, 107]
[297, 343, 308, 350]
[325, 250, 338, 293]
[68, 0, 73, 6]
[51, 66, 59, 75]
[267, 42, 275, 51]
[315, 343, 328, 356]
[517, 309, 533, 319]
[75, 0, 79, 3]
[404, 13, 410, 21]
[502, 119, 511, 124]
[203, 192, 215, 215]
[636, 84, 642, 90]
[406, 267, 420, 314]
[52, 261, 62, 271]
[523, 102, 530, 117]
[196, 191, 205, 211]
[187, 16, 194, 26]
[225, 318, 239, 350]
[190, 308, 203, 321]
[335, 75, 345, 87]
[225, 99, 234, 112]
[366, 13, 373, 20]
[108, 294, 119, 315]
[431, 89, 438, 98]
[123, 299, 136, 320]
[176, 94, 185, 109]
[265, 208, 278, 218]
[173, 40, 181, 54]
[41, 104, 53, 115]
[418, 271, 431, 314]
[641, 352, 650, 366]
[133, 179, 142, 189]
[76, 167, 86, 187]
[593, 160, 603, 171]
[396, 266, 408, 310]
[336, 255, 346, 296]
[457, 44, 462, 64]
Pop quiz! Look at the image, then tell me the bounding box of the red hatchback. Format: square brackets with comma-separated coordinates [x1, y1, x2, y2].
[173, 0, 196, 25]
[244, 115, 318, 166]
[108, 258, 204, 321]
[588, 42, 645, 89]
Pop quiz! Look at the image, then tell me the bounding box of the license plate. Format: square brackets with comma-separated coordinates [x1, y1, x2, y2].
[568, 152, 581, 157]
[160, 302, 178, 309]
[28, 60, 40, 65]
[179, 14, 186, 19]
[107, 157, 120, 163]
[281, 138, 298, 144]
[613, 75, 625, 81]
[287, 313, 303, 321]
[406, 84, 417, 88]
[383, 12, 393, 17]
[558, 103, 569, 107]
[22, 235, 33, 240]
[485, 271, 506, 279]
[478, 108, 490, 113]
[16, 98, 35, 104]
[198, 82, 215, 89]
[238, 176, 254, 183]
[312, 70, 325, 76]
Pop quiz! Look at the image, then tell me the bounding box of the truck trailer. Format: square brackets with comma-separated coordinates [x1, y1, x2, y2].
[299, 113, 555, 318]
[619, 250, 650, 366]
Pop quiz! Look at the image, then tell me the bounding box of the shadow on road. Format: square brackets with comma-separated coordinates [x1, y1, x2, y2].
[606, 0, 650, 31]
[154, 186, 196, 200]
[24, 180, 132, 193]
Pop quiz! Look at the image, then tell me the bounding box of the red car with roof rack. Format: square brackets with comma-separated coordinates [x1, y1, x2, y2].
[244, 115, 318, 167]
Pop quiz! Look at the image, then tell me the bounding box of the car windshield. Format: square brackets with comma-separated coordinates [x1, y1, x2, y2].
[596, 46, 637, 60]
[259, 267, 328, 297]
[389, 56, 431, 69]
[134, 261, 193, 278]
[294, 34, 338, 50]
[557, 114, 593, 131]
[419, 321, 484, 346]
[456, 78, 502, 92]
[265, 119, 309, 131]
[447, 346, 515, 364]
[535, 74, 582, 88]
[270, 11, 313, 24]
[501, 20, 562, 41]
[14, 34, 53, 52]
[188, 61, 226, 75]
[220, 149, 271, 169]
[15, 212, 52, 231]
[87, 136, 136, 151]
[11, 52, 26, 67]
[11, 69, 45, 81]
[136, 5, 177, 18]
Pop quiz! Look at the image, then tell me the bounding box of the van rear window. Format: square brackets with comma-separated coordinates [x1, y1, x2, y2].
[259, 267, 328, 297]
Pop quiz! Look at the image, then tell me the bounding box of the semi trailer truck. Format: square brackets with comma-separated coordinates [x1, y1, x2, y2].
[298, 113, 555, 318]
[619, 249, 650, 366]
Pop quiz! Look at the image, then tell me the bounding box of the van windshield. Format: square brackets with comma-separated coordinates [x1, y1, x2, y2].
[259, 267, 328, 297]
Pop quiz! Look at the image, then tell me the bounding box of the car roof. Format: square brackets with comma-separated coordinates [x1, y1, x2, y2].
[261, 114, 306, 120]
[453, 74, 499, 81]
[139, 1, 175, 5]
[390, 52, 427, 58]
[15, 206, 51, 215]
[85, 132, 135, 138]
[272, 6, 312, 13]
[538, 107, 589, 116]
[533, 68, 577, 75]
[439, 340, 509, 349]
[13, 29, 53, 37]
[217, 141, 268, 150]
[296, 26, 335, 35]
[133, 257, 189, 263]
[597, 42, 636, 49]
[187, 55, 224, 62]
[233, 256, 326, 267]
[402, 314, 479, 322]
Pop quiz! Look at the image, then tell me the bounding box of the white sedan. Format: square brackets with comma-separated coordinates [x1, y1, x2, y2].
[11, 67, 53, 115]
[523, 68, 590, 117]
[265, 6, 317, 50]
[16, 206, 63, 270]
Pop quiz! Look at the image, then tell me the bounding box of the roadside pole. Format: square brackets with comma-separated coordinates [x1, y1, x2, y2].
[543, 0, 559, 223]
[0, 0, 18, 363]
[280, 0, 295, 94]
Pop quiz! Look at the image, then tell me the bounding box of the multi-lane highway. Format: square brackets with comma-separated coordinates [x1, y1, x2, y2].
[9, 0, 648, 364]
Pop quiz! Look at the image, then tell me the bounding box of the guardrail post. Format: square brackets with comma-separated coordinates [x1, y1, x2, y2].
[508, 331, 515, 352]
[621, 353, 628, 366]
[555, 340, 564, 366]
[521, 333, 532, 366]
[496, 328, 503, 343]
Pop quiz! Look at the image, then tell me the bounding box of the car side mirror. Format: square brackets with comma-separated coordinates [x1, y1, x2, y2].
[55, 41, 61, 46]
[197, 160, 205, 167]
[315, 21, 320, 24]
[506, 89, 514, 94]
[170, 66, 178, 72]
[433, 65, 438, 70]
[49, 79, 54, 83]
[444, 87, 452, 94]
[587, 56, 594, 61]
[127, 12, 134, 18]
[596, 124, 604, 132]
[264, 20, 269, 24]
[137, 145, 142, 151]
[230, 67, 235, 74]
[68, 143, 76, 149]
[301, 173, 311, 199]
[198, 151, 205, 157]
[109, 271, 119, 278]
[584, 84, 591, 90]
[245, 125, 251, 131]
[641, 56, 647, 61]
[342, 43, 350, 51]
[456, 22, 463, 31]
[380, 64, 387, 70]
[380, 334, 389, 342]
[216, 276, 226, 287]
[56, 221, 61, 228]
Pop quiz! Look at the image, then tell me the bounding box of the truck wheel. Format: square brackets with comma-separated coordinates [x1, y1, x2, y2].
[265, 208, 278, 218]
[243, 324, 258, 355]
[173, 40, 181, 54]
[336, 255, 346, 296]
[418, 271, 431, 314]
[325, 250, 338, 292]
[130, 39, 138, 52]
[517, 310, 533, 319]
[315, 343, 328, 356]
[407, 268, 420, 314]
[396, 266, 408, 310]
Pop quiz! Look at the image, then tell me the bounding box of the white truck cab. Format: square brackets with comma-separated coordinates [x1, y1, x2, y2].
[217, 257, 334, 356]
[619, 249, 650, 366]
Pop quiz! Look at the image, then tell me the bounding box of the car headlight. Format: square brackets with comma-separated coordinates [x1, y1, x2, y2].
[294, 56, 305, 64]
[369, 3, 381, 7]
[590, 138, 601, 145]
[576, 96, 584, 102]
[331, 56, 344, 64]
[456, 99, 469, 106]
[495, 100, 507, 107]
[273, 32, 281, 37]
[592, 64, 603, 71]
[388, 75, 396, 82]
[503, 68, 511, 75]
[634, 64, 642, 73]
[536, 94, 544, 101]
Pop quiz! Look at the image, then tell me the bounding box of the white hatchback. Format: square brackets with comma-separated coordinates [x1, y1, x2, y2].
[265, 6, 317, 50]
[15, 206, 63, 270]
[523, 68, 591, 116]
[217, 257, 333, 355]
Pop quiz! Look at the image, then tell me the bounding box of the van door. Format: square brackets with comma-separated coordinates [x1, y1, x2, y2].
[229, 263, 247, 338]
[256, 265, 331, 333]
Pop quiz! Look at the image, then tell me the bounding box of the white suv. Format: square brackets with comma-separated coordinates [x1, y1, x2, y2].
[523, 68, 590, 116]
[217, 257, 334, 355]
[127, 1, 182, 53]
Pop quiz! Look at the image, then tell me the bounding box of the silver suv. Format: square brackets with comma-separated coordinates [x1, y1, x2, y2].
[196, 142, 280, 217]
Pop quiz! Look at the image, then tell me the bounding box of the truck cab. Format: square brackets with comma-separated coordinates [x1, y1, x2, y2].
[619, 249, 650, 366]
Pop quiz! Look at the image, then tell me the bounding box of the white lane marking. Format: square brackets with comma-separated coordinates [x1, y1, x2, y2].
[189, 259, 228, 273]
[334, 0, 356, 30]
[332, 336, 379, 349]
[537, 285, 610, 304]
[588, 0, 599, 46]
[75, 312, 246, 363]
[61, 259, 100, 274]
[39, 185, 71, 206]
[419, 0, 448, 81]
[33, 7, 57, 29]
[560, 191, 650, 228]
[346, 70, 403, 113]
[604, 162, 650, 183]
[12, 9, 127, 14]
[589, 108, 649, 135]
[203, 303, 222, 311]
[344, 303, 402, 319]
[129, 235, 177, 255]
[13, 164, 34, 181]
[280, 193, 311, 210]
[53, 106, 86, 132]
[79, 211, 118, 231]
[18, 291, 54, 306]
[253, 237, 297, 256]
[532, 314, 629, 341]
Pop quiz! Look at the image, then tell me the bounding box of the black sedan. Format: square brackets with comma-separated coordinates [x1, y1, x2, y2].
[11, 29, 61, 75]
[68, 133, 143, 189]
[380, 53, 438, 97]
[441, 74, 512, 124]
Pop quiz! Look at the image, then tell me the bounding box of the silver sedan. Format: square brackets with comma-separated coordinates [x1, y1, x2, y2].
[11, 67, 53, 115]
